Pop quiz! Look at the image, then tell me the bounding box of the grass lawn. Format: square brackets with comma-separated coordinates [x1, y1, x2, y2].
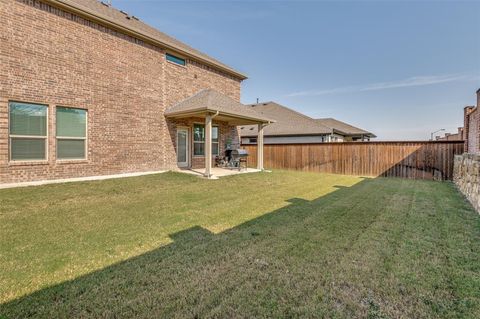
[0, 170, 479, 318]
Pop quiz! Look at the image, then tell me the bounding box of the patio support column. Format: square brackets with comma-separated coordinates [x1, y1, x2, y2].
[205, 113, 212, 178]
[257, 123, 265, 171]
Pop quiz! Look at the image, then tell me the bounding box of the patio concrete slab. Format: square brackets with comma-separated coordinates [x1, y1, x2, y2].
[180, 167, 262, 179]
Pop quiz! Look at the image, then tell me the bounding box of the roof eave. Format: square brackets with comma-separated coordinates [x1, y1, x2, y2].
[332, 128, 348, 135]
[240, 132, 331, 137]
[43, 0, 248, 80]
[214, 111, 274, 124]
[165, 107, 275, 124]
[164, 107, 209, 118]
[332, 128, 375, 137]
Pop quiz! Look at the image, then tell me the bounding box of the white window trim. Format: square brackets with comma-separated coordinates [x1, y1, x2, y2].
[56, 107, 88, 161]
[193, 123, 219, 157]
[8, 102, 49, 163]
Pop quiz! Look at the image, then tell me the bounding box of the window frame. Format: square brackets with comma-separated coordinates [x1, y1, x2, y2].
[193, 123, 219, 157]
[8, 101, 49, 163]
[166, 52, 186, 67]
[56, 106, 88, 161]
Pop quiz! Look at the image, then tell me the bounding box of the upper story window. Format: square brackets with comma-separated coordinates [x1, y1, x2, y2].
[9, 102, 48, 161]
[166, 53, 186, 66]
[193, 124, 219, 156]
[56, 107, 87, 160]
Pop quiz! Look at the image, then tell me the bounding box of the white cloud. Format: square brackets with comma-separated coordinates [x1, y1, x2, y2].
[286, 74, 478, 97]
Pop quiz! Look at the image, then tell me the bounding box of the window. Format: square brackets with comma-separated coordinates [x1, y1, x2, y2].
[166, 53, 186, 66]
[249, 138, 257, 144]
[212, 126, 219, 155]
[9, 102, 47, 161]
[56, 107, 87, 160]
[193, 124, 219, 156]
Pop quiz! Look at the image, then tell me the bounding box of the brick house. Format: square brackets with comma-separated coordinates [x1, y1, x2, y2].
[0, 0, 271, 184]
[435, 127, 464, 141]
[463, 89, 480, 154]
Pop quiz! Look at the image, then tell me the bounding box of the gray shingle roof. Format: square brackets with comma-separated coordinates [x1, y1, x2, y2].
[239, 102, 332, 137]
[165, 89, 274, 123]
[48, 0, 246, 79]
[316, 118, 376, 137]
[239, 102, 376, 138]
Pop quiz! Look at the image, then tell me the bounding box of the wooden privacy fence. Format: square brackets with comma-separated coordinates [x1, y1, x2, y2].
[243, 141, 464, 180]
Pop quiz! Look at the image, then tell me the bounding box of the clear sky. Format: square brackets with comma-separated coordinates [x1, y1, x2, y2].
[116, 0, 480, 140]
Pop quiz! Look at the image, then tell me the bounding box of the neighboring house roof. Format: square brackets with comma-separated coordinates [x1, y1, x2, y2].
[316, 118, 376, 138]
[43, 0, 247, 79]
[239, 102, 332, 137]
[436, 133, 463, 141]
[165, 89, 274, 123]
[436, 127, 464, 141]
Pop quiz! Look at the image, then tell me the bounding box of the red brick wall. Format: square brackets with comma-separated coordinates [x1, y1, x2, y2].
[169, 117, 240, 169]
[0, 0, 242, 183]
[467, 108, 479, 154]
[464, 90, 480, 154]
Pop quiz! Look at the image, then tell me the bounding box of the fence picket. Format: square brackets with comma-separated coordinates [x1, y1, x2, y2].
[243, 141, 464, 180]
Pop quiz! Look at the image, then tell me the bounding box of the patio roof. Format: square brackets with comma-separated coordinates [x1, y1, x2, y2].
[165, 89, 275, 125]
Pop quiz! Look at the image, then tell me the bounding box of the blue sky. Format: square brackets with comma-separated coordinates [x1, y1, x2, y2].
[116, 0, 480, 140]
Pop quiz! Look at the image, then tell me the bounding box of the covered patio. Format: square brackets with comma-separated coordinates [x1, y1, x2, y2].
[165, 89, 274, 179]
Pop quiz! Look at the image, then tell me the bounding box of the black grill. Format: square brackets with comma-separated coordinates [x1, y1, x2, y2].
[230, 149, 248, 170]
[216, 148, 249, 170]
[231, 149, 248, 159]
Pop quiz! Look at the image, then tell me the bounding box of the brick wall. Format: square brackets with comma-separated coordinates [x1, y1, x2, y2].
[466, 108, 479, 154]
[464, 89, 480, 154]
[0, 0, 242, 183]
[167, 117, 240, 169]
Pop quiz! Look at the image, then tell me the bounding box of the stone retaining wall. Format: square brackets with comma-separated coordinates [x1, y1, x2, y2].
[454, 153, 480, 213]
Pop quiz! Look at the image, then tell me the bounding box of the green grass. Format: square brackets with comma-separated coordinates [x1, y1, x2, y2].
[0, 170, 479, 318]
